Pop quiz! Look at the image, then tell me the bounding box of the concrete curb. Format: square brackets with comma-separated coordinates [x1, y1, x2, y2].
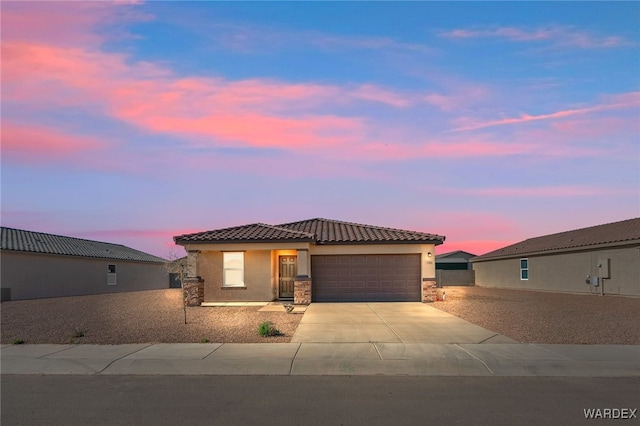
[2, 343, 638, 377]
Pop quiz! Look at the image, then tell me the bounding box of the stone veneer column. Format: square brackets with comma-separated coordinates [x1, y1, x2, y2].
[294, 277, 311, 305]
[422, 278, 437, 303]
[183, 277, 204, 306]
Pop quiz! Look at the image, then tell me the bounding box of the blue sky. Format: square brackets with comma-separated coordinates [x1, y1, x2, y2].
[2, 1, 639, 258]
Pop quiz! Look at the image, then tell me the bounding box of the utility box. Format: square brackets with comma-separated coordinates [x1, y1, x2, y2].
[598, 258, 610, 279]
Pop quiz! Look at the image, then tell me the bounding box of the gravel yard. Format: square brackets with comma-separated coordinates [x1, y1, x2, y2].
[2, 287, 638, 345]
[1, 289, 301, 344]
[433, 287, 640, 345]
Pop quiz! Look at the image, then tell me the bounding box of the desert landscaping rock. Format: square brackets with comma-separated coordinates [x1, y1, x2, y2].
[433, 287, 640, 345]
[1, 287, 638, 345]
[1, 289, 301, 344]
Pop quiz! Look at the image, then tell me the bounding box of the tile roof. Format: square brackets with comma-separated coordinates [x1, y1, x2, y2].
[472, 217, 640, 261]
[174, 218, 445, 245]
[278, 218, 444, 244]
[1, 227, 167, 263]
[174, 223, 315, 243]
[436, 250, 477, 260]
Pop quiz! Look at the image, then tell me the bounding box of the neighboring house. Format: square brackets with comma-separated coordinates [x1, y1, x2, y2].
[167, 256, 187, 288]
[471, 218, 640, 297]
[435, 250, 477, 287]
[173, 218, 445, 304]
[1, 227, 169, 301]
[436, 250, 476, 270]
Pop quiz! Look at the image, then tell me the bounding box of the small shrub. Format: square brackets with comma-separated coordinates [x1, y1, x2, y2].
[200, 338, 210, 343]
[72, 328, 86, 338]
[13, 338, 25, 345]
[258, 321, 281, 337]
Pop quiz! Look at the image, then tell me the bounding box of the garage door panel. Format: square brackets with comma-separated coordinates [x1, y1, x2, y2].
[312, 254, 421, 302]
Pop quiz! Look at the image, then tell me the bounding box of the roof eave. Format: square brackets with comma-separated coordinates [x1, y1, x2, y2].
[174, 237, 316, 245]
[471, 239, 640, 262]
[316, 239, 444, 246]
[0, 248, 167, 263]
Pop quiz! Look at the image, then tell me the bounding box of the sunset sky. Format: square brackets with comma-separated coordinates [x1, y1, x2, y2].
[2, 1, 639, 259]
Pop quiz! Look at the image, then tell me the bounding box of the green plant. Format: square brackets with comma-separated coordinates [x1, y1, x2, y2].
[257, 321, 281, 337]
[13, 338, 25, 345]
[72, 328, 86, 338]
[200, 338, 210, 343]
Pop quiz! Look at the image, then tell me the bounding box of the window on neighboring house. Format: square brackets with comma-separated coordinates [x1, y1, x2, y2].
[520, 259, 528, 280]
[223, 252, 244, 287]
[107, 264, 117, 285]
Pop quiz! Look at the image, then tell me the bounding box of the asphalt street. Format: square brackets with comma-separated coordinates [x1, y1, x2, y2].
[2, 375, 639, 426]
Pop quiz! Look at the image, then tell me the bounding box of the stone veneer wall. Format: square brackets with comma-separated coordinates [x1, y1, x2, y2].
[183, 277, 204, 306]
[294, 278, 311, 305]
[422, 279, 437, 303]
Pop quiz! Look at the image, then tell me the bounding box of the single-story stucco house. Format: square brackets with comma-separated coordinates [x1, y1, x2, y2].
[173, 218, 445, 304]
[471, 217, 640, 297]
[1, 227, 169, 301]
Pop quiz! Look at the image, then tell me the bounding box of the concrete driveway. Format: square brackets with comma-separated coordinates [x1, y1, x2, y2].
[291, 303, 516, 344]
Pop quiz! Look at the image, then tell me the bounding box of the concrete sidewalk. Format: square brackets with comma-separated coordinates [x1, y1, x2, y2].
[2, 343, 638, 377]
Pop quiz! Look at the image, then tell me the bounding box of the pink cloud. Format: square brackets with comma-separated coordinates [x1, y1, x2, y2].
[127, 113, 364, 150]
[549, 117, 632, 138]
[437, 240, 514, 257]
[358, 138, 535, 161]
[465, 185, 637, 198]
[407, 211, 522, 255]
[421, 77, 492, 112]
[1, 1, 151, 48]
[3, 3, 636, 172]
[451, 92, 640, 132]
[4, 40, 403, 155]
[350, 84, 412, 107]
[440, 26, 630, 49]
[1, 122, 106, 164]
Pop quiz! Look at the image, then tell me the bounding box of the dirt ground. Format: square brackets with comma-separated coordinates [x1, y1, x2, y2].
[1, 289, 301, 344]
[1, 287, 638, 345]
[433, 286, 640, 344]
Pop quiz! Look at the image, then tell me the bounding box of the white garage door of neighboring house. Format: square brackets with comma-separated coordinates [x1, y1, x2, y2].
[311, 254, 421, 302]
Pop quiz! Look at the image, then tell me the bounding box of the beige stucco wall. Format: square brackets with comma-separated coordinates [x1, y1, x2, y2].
[1, 251, 168, 301]
[188, 243, 440, 302]
[473, 245, 640, 297]
[198, 250, 275, 302]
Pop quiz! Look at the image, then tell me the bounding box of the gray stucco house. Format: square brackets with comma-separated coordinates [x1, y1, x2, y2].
[435, 250, 477, 287]
[1, 227, 169, 301]
[173, 218, 445, 304]
[471, 218, 640, 297]
[436, 250, 476, 270]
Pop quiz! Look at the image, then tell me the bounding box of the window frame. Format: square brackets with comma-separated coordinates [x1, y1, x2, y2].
[223, 252, 245, 287]
[107, 264, 117, 286]
[520, 258, 529, 281]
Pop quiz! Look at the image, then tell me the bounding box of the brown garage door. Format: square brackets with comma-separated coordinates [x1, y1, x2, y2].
[311, 254, 421, 302]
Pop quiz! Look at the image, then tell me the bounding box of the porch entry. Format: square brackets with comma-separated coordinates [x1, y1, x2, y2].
[278, 255, 297, 299]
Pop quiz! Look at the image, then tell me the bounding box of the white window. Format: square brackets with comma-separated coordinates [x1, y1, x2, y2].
[223, 252, 244, 287]
[520, 259, 528, 280]
[107, 264, 117, 285]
